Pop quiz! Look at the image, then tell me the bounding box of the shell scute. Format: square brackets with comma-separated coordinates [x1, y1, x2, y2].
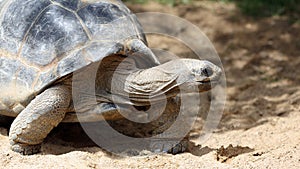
[20, 5, 88, 67]
[52, 0, 81, 11]
[0, 0, 51, 54]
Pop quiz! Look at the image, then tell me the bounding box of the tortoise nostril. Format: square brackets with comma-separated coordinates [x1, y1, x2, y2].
[202, 67, 213, 77]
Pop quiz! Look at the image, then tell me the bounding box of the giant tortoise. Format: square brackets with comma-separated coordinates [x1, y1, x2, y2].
[0, 0, 222, 155]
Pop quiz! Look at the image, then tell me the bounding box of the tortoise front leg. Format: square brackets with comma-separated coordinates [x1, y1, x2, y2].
[9, 85, 71, 155]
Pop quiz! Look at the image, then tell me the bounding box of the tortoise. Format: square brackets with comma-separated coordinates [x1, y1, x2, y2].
[0, 0, 222, 155]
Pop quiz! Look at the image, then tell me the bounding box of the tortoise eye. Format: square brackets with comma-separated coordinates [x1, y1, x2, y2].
[202, 67, 213, 77]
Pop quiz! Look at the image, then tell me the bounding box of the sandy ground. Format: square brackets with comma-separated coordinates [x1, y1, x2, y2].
[1, 1, 299, 168]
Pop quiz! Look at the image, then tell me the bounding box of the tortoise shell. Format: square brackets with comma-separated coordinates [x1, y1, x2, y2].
[0, 0, 156, 117]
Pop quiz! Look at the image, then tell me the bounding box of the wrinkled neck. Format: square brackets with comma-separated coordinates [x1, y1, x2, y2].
[108, 68, 181, 106]
[124, 68, 180, 96]
[97, 57, 185, 105]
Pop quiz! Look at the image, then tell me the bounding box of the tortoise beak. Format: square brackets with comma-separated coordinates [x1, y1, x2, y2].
[198, 79, 220, 91]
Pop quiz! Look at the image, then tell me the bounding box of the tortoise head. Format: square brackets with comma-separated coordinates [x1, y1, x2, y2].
[174, 59, 222, 92]
[120, 58, 222, 105]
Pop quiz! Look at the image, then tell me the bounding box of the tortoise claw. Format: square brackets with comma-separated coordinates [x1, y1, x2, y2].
[11, 143, 41, 155]
[150, 139, 189, 154]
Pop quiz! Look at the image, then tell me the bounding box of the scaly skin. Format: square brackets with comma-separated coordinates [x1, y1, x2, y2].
[9, 85, 71, 155]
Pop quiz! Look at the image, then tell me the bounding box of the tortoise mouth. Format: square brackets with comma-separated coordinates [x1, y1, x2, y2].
[182, 79, 220, 93]
[199, 79, 220, 85]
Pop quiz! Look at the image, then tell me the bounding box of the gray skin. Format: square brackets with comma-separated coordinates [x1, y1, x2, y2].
[0, 0, 222, 155]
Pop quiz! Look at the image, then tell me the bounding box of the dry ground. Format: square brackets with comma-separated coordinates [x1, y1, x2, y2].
[0, 1, 299, 168]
